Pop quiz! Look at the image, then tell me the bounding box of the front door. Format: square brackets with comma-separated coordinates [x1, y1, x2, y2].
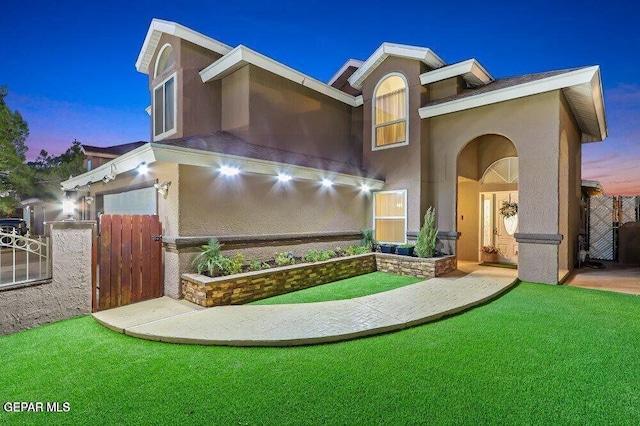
[481, 191, 518, 264]
[494, 192, 518, 264]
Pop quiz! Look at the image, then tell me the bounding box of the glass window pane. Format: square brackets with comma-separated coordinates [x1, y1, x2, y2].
[376, 122, 406, 147]
[375, 76, 406, 125]
[375, 219, 405, 244]
[375, 192, 405, 217]
[154, 86, 164, 136]
[164, 77, 175, 132]
[155, 46, 175, 77]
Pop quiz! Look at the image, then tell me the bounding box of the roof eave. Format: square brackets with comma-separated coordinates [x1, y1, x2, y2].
[419, 66, 607, 143]
[62, 143, 385, 191]
[419, 59, 493, 86]
[348, 43, 446, 90]
[135, 19, 233, 74]
[199, 45, 360, 107]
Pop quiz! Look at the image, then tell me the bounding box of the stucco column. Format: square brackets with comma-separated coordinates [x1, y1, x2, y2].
[0, 221, 95, 335]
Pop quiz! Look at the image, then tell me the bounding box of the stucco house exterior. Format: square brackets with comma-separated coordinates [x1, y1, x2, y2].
[62, 19, 607, 296]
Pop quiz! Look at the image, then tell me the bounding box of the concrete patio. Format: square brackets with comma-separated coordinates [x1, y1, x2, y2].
[93, 264, 518, 346]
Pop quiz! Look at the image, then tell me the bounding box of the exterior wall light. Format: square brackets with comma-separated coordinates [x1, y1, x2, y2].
[277, 173, 292, 182]
[220, 165, 240, 176]
[154, 181, 171, 197]
[321, 178, 333, 187]
[62, 198, 76, 220]
[361, 184, 370, 192]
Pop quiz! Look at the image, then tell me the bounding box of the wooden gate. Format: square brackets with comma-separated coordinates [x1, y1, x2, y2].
[94, 214, 163, 311]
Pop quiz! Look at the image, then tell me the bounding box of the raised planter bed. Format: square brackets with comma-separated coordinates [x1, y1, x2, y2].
[181, 253, 457, 307]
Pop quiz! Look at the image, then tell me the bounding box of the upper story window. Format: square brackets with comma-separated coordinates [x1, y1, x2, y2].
[153, 73, 176, 140]
[373, 73, 408, 150]
[154, 44, 175, 78]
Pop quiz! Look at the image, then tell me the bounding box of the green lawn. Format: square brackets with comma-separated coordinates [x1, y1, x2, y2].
[1, 283, 639, 424]
[250, 271, 423, 304]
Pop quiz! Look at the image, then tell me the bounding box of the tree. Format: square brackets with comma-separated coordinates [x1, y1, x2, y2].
[416, 207, 438, 258]
[0, 86, 33, 215]
[29, 140, 85, 200]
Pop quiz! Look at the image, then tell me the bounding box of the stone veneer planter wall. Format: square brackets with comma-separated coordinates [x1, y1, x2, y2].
[181, 253, 457, 307]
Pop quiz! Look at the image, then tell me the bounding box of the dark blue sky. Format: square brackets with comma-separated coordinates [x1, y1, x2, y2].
[2, 0, 639, 194]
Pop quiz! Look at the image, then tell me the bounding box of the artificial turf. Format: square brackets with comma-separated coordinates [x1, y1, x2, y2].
[250, 271, 423, 305]
[0, 283, 638, 424]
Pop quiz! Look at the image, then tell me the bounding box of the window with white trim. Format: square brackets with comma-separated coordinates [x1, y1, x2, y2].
[374, 190, 407, 244]
[153, 73, 176, 139]
[373, 73, 408, 149]
[154, 44, 175, 78]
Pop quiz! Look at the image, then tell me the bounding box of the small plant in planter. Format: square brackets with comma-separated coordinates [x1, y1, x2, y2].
[361, 228, 377, 251]
[481, 245, 501, 263]
[274, 251, 296, 266]
[416, 207, 438, 258]
[192, 237, 226, 277]
[396, 243, 415, 256]
[345, 245, 370, 255]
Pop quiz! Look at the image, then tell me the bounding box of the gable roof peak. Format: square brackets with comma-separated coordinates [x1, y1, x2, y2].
[135, 18, 233, 75]
[348, 42, 446, 89]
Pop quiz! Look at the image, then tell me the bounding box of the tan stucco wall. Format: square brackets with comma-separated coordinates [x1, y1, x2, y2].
[559, 93, 583, 274]
[177, 164, 368, 237]
[246, 66, 358, 164]
[148, 34, 224, 140]
[221, 65, 250, 137]
[0, 222, 93, 336]
[430, 90, 563, 283]
[457, 179, 480, 260]
[428, 77, 465, 102]
[361, 56, 429, 233]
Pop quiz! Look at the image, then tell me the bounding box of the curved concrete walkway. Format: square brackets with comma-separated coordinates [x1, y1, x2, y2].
[93, 264, 517, 346]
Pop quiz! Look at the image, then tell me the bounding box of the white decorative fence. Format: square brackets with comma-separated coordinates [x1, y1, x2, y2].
[588, 196, 639, 260]
[0, 230, 51, 288]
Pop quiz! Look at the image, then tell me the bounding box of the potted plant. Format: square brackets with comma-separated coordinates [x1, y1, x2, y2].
[481, 245, 501, 263]
[396, 243, 415, 256]
[379, 243, 397, 254]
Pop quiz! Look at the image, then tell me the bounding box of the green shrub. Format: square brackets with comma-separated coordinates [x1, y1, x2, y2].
[274, 251, 295, 266]
[416, 207, 438, 258]
[345, 245, 370, 256]
[361, 229, 377, 250]
[223, 253, 245, 275]
[303, 249, 321, 262]
[192, 237, 226, 276]
[319, 250, 335, 261]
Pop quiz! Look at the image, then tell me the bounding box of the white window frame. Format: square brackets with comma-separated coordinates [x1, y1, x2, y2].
[373, 189, 408, 244]
[372, 72, 409, 151]
[154, 43, 174, 78]
[153, 72, 177, 141]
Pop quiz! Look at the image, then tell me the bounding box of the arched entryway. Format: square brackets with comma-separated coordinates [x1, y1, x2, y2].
[456, 134, 518, 265]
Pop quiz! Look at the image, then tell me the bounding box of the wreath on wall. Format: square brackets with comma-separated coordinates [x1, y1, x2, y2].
[499, 201, 518, 218]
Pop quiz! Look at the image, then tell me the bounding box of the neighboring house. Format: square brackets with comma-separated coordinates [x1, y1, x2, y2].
[82, 142, 147, 172]
[62, 19, 607, 296]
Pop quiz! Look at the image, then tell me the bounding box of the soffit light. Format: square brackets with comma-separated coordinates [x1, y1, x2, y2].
[220, 165, 240, 176]
[277, 173, 292, 182]
[361, 184, 370, 192]
[137, 162, 149, 175]
[321, 178, 333, 187]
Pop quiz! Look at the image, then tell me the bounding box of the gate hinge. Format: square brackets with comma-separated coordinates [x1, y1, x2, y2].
[151, 234, 163, 242]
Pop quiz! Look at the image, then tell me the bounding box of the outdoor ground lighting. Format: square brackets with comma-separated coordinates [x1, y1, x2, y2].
[220, 165, 240, 176]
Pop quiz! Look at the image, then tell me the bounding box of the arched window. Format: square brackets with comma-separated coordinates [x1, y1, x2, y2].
[481, 157, 518, 184]
[373, 73, 408, 149]
[154, 44, 175, 78]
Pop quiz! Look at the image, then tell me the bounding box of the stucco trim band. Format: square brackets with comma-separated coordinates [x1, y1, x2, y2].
[406, 230, 460, 241]
[514, 233, 563, 245]
[164, 231, 362, 250]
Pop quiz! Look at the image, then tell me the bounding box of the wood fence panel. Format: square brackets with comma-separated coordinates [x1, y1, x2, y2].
[97, 214, 163, 311]
[120, 215, 133, 306]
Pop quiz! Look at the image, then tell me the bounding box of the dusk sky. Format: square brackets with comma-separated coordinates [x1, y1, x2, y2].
[2, 0, 639, 195]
